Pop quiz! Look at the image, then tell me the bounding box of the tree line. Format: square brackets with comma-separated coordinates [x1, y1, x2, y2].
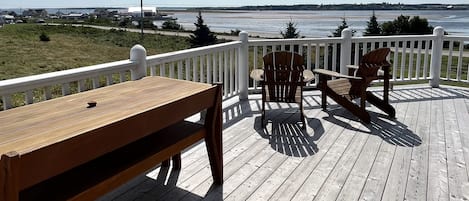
[282, 11, 434, 38]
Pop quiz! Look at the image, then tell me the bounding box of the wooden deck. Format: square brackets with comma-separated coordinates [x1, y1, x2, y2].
[100, 84, 469, 201]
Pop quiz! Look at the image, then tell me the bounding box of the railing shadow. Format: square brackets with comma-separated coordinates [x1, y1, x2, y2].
[322, 108, 422, 147]
[376, 85, 469, 104]
[253, 114, 321, 157]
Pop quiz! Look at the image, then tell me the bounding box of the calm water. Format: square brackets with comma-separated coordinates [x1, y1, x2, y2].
[164, 10, 469, 38]
[5, 8, 469, 37]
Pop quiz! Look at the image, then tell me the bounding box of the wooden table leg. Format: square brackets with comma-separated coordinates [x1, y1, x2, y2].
[205, 84, 223, 184]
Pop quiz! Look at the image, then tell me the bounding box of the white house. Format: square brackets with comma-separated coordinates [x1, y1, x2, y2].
[127, 7, 158, 17]
[1, 15, 15, 24]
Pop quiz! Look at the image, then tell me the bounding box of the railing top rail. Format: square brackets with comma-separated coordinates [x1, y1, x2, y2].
[351, 34, 435, 42]
[146, 41, 242, 65]
[443, 35, 469, 40]
[0, 60, 135, 95]
[248, 37, 342, 46]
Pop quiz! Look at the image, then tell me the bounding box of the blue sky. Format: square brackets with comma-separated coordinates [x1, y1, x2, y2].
[1, 0, 467, 8]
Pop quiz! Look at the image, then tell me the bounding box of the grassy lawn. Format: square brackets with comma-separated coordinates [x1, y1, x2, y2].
[0, 24, 191, 80]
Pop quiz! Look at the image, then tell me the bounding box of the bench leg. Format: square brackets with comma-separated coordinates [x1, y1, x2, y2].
[172, 153, 181, 170]
[162, 159, 170, 167]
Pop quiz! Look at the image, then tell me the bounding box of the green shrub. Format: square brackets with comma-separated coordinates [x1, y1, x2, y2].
[39, 32, 50, 41]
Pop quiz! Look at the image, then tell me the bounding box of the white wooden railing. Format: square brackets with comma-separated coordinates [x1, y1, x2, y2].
[1, 27, 468, 111]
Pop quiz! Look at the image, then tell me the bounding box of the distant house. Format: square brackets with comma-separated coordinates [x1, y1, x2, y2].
[1, 15, 15, 24]
[22, 9, 48, 18]
[127, 7, 158, 18]
[61, 13, 88, 20]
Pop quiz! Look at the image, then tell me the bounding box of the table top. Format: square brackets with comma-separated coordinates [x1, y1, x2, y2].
[0, 76, 213, 156]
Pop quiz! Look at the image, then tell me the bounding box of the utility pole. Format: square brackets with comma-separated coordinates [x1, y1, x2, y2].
[140, 0, 144, 42]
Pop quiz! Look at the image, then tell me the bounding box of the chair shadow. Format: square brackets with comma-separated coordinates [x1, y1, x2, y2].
[322, 108, 422, 147]
[254, 115, 321, 157]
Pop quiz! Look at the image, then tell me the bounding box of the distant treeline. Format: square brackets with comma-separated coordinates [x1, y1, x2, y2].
[193, 3, 469, 11]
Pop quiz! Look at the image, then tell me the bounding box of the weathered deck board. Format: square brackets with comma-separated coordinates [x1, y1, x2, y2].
[99, 85, 469, 201]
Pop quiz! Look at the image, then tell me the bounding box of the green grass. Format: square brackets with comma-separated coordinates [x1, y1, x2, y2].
[0, 24, 191, 80]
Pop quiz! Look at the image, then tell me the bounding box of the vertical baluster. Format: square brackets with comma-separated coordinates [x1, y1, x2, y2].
[379, 41, 384, 48]
[354, 42, 360, 66]
[213, 53, 217, 83]
[178, 61, 183, 80]
[416, 40, 422, 80]
[207, 54, 212, 83]
[120, 72, 126, 82]
[78, 80, 86, 92]
[332, 43, 338, 72]
[160, 63, 166, 77]
[393, 41, 399, 80]
[192, 57, 198, 82]
[467, 64, 469, 81]
[2, 96, 12, 110]
[324, 43, 329, 70]
[400, 41, 407, 80]
[235, 49, 239, 92]
[315, 43, 320, 70]
[408, 41, 415, 80]
[457, 41, 464, 81]
[199, 55, 204, 83]
[62, 83, 70, 96]
[169, 62, 175, 79]
[150, 64, 157, 76]
[25, 90, 34, 105]
[44, 86, 52, 100]
[253, 46, 258, 89]
[218, 52, 223, 84]
[281, 44, 285, 51]
[298, 44, 303, 55]
[307, 44, 312, 71]
[230, 49, 235, 95]
[423, 40, 430, 79]
[224, 50, 229, 97]
[106, 74, 113, 85]
[185, 58, 191, 81]
[92, 77, 100, 89]
[363, 42, 368, 54]
[446, 40, 454, 80]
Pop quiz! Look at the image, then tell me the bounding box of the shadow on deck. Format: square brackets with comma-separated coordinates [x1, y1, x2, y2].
[100, 84, 469, 201]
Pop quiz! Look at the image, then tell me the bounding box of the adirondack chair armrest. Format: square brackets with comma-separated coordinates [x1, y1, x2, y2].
[250, 69, 264, 81]
[346, 64, 359, 76]
[303, 69, 315, 82]
[250, 69, 315, 83]
[313, 69, 362, 80]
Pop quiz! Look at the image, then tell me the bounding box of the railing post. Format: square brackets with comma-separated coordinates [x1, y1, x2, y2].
[430, 26, 444, 88]
[130, 44, 147, 80]
[238, 31, 249, 100]
[340, 28, 352, 74]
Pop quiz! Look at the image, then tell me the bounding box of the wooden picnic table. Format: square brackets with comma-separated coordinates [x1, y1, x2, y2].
[0, 76, 223, 201]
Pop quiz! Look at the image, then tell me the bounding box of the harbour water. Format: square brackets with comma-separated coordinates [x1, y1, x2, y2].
[165, 10, 469, 38]
[4, 8, 469, 37]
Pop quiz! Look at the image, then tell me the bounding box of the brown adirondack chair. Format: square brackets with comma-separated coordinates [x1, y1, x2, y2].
[313, 47, 395, 123]
[250, 51, 314, 128]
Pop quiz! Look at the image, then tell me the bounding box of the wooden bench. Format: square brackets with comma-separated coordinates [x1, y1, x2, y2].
[15, 121, 205, 201]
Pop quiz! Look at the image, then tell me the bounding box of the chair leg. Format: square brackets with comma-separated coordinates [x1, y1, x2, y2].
[366, 92, 396, 118]
[319, 75, 327, 111]
[261, 101, 266, 127]
[300, 101, 306, 129]
[326, 87, 371, 123]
